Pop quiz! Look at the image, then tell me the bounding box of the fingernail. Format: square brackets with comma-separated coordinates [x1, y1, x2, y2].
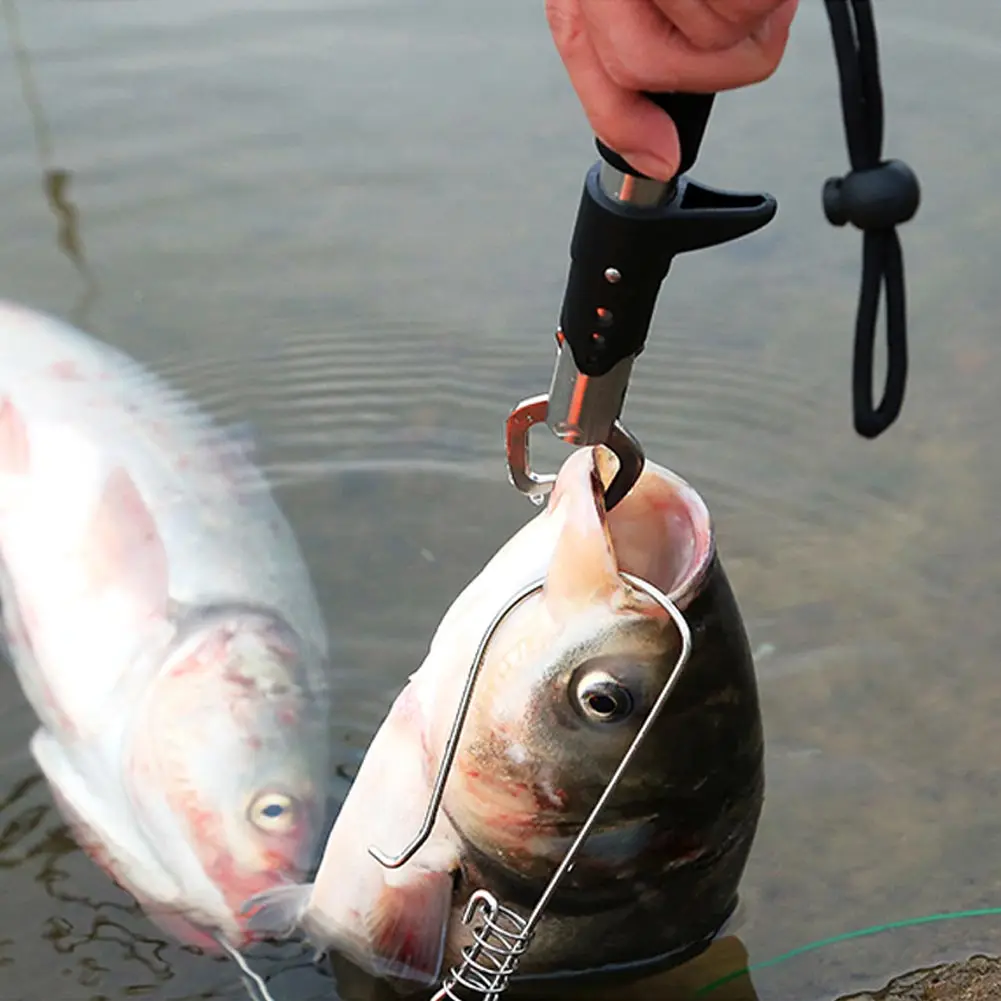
[618, 151, 675, 181]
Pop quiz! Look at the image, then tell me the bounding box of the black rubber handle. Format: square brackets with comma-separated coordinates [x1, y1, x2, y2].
[596, 92, 717, 180]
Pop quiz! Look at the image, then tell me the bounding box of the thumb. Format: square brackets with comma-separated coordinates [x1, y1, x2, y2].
[546, 0, 682, 181]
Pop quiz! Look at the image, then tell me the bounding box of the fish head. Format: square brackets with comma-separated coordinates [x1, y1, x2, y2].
[445, 444, 717, 880]
[123, 608, 332, 950]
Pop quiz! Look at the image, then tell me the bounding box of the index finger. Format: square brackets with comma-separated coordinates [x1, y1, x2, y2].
[546, 0, 683, 179]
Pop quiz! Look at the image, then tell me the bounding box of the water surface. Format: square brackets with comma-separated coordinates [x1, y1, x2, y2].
[1, 1, 1000, 999]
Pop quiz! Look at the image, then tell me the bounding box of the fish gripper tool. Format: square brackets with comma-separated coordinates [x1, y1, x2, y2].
[505, 91, 777, 513]
[366, 573, 693, 1001]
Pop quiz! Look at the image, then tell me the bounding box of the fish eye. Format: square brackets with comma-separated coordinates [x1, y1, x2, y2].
[247, 791, 297, 834]
[572, 670, 634, 723]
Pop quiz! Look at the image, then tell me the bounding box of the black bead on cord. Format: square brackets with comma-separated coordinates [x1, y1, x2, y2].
[822, 0, 921, 439]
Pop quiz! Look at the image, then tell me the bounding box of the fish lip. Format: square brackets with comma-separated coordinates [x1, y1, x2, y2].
[656, 467, 716, 607]
[608, 460, 717, 611]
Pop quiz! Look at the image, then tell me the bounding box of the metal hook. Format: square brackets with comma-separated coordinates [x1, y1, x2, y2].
[369, 568, 690, 910]
[504, 394, 645, 513]
[428, 572, 692, 1000]
[367, 577, 546, 869]
[603, 422, 645, 511]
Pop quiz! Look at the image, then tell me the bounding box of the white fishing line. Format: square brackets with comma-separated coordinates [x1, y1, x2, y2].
[215, 934, 278, 1001]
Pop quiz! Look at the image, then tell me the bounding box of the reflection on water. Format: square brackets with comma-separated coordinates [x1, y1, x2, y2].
[2, 0, 97, 326]
[1, 0, 1001, 999]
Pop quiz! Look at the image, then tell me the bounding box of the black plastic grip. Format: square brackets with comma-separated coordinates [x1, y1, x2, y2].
[596, 92, 717, 180]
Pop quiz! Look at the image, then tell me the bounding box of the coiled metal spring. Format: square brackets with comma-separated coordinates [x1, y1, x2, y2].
[432, 890, 533, 1001]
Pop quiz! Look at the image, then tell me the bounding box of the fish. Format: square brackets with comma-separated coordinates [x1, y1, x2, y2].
[0, 300, 333, 953]
[244, 443, 763, 989]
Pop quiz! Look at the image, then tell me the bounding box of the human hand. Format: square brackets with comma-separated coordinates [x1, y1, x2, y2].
[545, 0, 799, 180]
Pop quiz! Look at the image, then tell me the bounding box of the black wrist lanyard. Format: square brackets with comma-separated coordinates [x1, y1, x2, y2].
[822, 0, 921, 439]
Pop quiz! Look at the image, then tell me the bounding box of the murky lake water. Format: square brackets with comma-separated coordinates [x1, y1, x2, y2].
[2, 1, 1001, 999]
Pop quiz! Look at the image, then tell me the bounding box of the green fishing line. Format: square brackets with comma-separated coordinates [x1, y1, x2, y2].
[695, 907, 1001, 996]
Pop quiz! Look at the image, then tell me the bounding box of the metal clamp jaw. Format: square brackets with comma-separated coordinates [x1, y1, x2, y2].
[506, 93, 779, 511]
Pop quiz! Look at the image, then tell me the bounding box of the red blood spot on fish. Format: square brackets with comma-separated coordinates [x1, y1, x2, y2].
[226, 671, 256, 691]
[169, 631, 232, 679]
[459, 771, 543, 827]
[168, 656, 201, 679]
[538, 786, 568, 810]
[0, 398, 30, 475]
[393, 930, 423, 968]
[261, 848, 288, 869]
[47, 360, 84, 381]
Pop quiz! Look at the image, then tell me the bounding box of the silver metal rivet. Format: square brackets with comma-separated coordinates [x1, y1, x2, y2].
[604, 267, 621, 284]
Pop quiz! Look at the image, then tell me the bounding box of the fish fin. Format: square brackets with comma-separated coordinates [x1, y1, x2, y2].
[363, 868, 453, 986]
[30, 729, 179, 903]
[544, 446, 620, 615]
[242, 883, 314, 939]
[0, 396, 30, 476]
[80, 466, 169, 618]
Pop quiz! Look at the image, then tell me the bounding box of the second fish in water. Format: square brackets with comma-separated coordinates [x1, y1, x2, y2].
[0, 300, 333, 954]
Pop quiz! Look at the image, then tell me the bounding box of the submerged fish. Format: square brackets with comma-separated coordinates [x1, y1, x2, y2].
[246, 444, 763, 988]
[0, 300, 332, 952]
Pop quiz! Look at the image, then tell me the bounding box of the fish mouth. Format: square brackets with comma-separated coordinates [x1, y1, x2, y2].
[600, 452, 716, 608]
[137, 846, 311, 953]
